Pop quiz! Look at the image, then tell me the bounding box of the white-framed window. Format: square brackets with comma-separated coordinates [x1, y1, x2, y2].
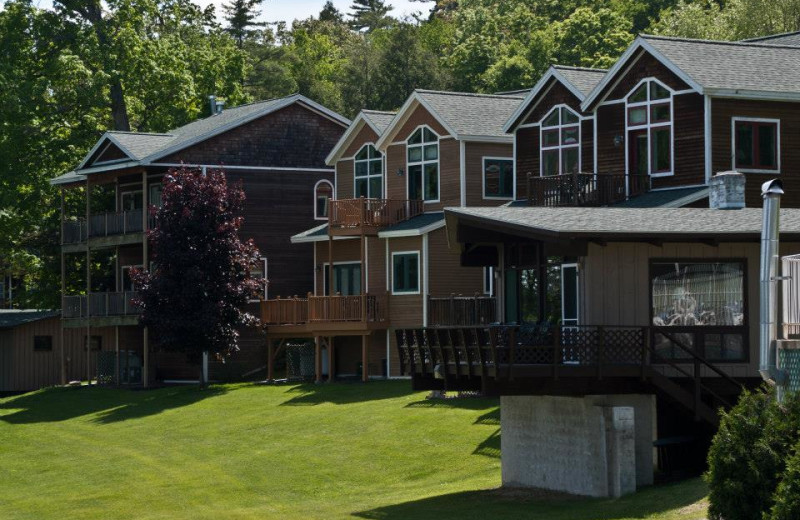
[251, 257, 268, 301]
[483, 157, 514, 199]
[407, 126, 439, 202]
[314, 180, 334, 220]
[121, 264, 143, 292]
[626, 78, 673, 178]
[540, 105, 581, 176]
[483, 266, 494, 296]
[732, 117, 780, 173]
[392, 251, 420, 295]
[354, 144, 383, 198]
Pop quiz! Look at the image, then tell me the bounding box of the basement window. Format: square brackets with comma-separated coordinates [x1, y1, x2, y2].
[734, 118, 779, 172]
[650, 261, 746, 362]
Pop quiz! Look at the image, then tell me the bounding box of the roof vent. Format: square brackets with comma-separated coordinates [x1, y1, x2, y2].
[208, 95, 225, 116]
[709, 171, 746, 210]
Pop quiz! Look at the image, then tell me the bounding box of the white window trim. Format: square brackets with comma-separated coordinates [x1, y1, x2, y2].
[249, 257, 268, 303]
[391, 251, 421, 295]
[539, 104, 582, 177]
[624, 77, 675, 181]
[482, 156, 514, 200]
[353, 143, 384, 198]
[313, 180, 334, 221]
[730, 116, 781, 174]
[406, 125, 440, 204]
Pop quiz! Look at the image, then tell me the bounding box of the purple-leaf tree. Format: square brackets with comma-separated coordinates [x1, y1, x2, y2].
[132, 167, 261, 385]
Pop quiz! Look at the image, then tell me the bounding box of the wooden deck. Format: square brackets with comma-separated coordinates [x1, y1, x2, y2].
[328, 198, 423, 236]
[526, 172, 648, 207]
[261, 294, 389, 337]
[396, 324, 751, 427]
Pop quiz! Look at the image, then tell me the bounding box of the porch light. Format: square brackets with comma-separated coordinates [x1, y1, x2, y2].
[613, 135, 624, 147]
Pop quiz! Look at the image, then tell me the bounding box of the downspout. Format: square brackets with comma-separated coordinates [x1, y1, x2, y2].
[759, 179, 789, 395]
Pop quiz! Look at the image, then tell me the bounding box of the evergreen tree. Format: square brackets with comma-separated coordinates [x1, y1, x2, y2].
[319, 1, 345, 23]
[349, 0, 394, 32]
[223, 0, 266, 47]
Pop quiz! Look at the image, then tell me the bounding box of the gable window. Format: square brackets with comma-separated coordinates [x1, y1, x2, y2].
[651, 260, 746, 362]
[392, 252, 420, 294]
[483, 158, 514, 199]
[540, 106, 581, 176]
[34, 336, 53, 352]
[314, 180, 333, 220]
[407, 127, 439, 202]
[626, 79, 672, 178]
[733, 118, 779, 172]
[354, 144, 383, 198]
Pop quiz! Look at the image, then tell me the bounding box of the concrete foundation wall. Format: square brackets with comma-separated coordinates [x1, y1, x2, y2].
[501, 395, 655, 497]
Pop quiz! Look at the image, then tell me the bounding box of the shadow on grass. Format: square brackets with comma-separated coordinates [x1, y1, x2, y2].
[352, 478, 708, 520]
[0, 385, 226, 424]
[280, 380, 416, 406]
[473, 428, 501, 458]
[404, 398, 499, 413]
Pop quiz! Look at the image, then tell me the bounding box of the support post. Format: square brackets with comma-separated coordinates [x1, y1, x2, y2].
[115, 325, 120, 386]
[143, 327, 149, 388]
[60, 188, 67, 386]
[142, 170, 149, 388]
[315, 336, 322, 384]
[86, 178, 92, 386]
[328, 337, 335, 383]
[537, 244, 547, 324]
[362, 334, 369, 383]
[328, 237, 334, 297]
[267, 340, 274, 383]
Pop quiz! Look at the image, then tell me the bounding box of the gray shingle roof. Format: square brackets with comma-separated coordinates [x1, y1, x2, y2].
[415, 90, 526, 139]
[613, 186, 709, 208]
[642, 35, 800, 94]
[362, 110, 396, 134]
[553, 66, 607, 96]
[0, 310, 59, 329]
[744, 31, 800, 47]
[290, 223, 330, 243]
[446, 206, 800, 240]
[378, 212, 444, 235]
[50, 171, 86, 186]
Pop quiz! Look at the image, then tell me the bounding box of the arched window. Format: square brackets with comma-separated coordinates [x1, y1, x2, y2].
[354, 144, 383, 198]
[407, 126, 439, 202]
[314, 180, 333, 220]
[626, 78, 672, 178]
[540, 106, 581, 176]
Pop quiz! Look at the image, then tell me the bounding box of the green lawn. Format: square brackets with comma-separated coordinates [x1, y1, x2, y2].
[0, 381, 708, 520]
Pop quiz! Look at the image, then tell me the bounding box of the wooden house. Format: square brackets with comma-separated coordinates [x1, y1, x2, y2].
[260, 90, 528, 380]
[50, 94, 349, 386]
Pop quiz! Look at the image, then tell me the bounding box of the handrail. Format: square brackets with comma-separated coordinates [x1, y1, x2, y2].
[652, 326, 744, 390]
[88, 208, 144, 237]
[62, 292, 140, 318]
[261, 293, 389, 326]
[329, 198, 424, 231]
[428, 294, 496, 327]
[526, 172, 649, 207]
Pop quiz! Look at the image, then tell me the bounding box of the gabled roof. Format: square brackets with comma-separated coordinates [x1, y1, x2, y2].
[375, 90, 525, 149]
[55, 94, 350, 185]
[612, 186, 709, 208]
[582, 35, 800, 110]
[377, 212, 445, 238]
[744, 30, 800, 47]
[0, 310, 59, 330]
[324, 109, 396, 165]
[504, 65, 606, 132]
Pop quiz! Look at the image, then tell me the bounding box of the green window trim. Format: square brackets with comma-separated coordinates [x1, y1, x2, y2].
[483, 157, 514, 199]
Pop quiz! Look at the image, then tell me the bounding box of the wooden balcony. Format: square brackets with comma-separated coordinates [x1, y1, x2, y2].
[88, 209, 145, 238]
[63, 292, 141, 319]
[397, 324, 750, 427]
[526, 172, 648, 207]
[62, 219, 87, 245]
[428, 295, 497, 327]
[328, 198, 424, 236]
[261, 293, 390, 336]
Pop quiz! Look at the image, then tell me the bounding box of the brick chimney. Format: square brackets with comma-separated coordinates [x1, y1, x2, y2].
[709, 171, 746, 209]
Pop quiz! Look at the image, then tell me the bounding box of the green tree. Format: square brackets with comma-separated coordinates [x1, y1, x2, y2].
[349, 0, 394, 32]
[550, 7, 633, 69]
[653, 0, 800, 40]
[319, 1, 345, 23]
[222, 0, 266, 48]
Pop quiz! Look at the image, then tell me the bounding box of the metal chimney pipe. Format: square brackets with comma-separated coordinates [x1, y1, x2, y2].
[208, 95, 217, 116]
[759, 179, 786, 386]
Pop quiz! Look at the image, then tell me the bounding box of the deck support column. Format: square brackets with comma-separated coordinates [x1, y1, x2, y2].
[141, 170, 149, 388]
[362, 334, 368, 383]
[115, 325, 120, 386]
[267, 339, 275, 383]
[86, 178, 92, 386]
[143, 327, 149, 388]
[315, 336, 322, 384]
[328, 337, 335, 383]
[537, 244, 547, 323]
[60, 189, 67, 386]
[328, 237, 334, 296]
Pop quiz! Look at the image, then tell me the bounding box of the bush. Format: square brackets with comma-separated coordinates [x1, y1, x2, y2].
[769, 444, 800, 520]
[705, 386, 800, 520]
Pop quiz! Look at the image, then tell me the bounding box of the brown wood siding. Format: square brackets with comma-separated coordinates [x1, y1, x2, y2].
[581, 119, 594, 173]
[604, 50, 691, 102]
[94, 143, 129, 164]
[161, 104, 345, 169]
[0, 319, 116, 392]
[653, 93, 705, 189]
[343, 124, 379, 158]
[393, 103, 450, 142]
[367, 237, 386, 295]
[522, 80, 585, 125]
[336, 160, 354, 200]
[581, 241, 800, 378]
[314, 239, 362, 295]
[387, 236, 423, 328]
[516, 127, 539, 196]
[465, 142, 514, 206]
[384, 137, 461, 211]
[711, 98, 800, 208]
[385, 144, 405, 201]
[596, 103, 625, 174]
[427, 227, 484, 297]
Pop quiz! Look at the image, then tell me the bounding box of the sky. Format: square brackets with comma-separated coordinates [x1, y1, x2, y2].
[33, 0, 437, 24]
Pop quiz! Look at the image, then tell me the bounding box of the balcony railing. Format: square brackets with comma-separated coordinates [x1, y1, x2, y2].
[62, 292, 140, 319]
[329, 198, 424, 235]
[62, 219, 87, 244]
[261, 293, 389, 327]
[526, 172, 648, 207]
[428, 295, 497, 327]
[88, 209, 144, 238]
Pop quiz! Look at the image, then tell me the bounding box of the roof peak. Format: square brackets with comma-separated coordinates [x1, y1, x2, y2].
[107, 131, 172, 136]
[415, 89, 526, 100]
[742, 30, 800, 42]
[553, 65, 607, 73]
[362, 109, 396, 115]
[640, 33, 800, 51]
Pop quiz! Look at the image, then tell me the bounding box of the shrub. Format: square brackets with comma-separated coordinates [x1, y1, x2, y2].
[769, 443, 800, 520]
[705, 386, 800, 520]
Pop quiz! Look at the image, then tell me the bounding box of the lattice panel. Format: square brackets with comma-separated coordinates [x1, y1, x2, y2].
[779, 347, 800, 394]
[604, 328, 644, 365]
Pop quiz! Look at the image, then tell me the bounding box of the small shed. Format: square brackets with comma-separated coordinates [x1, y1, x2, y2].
[0, 310, 77, 392]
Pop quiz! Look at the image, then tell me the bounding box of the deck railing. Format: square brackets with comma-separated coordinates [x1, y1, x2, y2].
[62, 292, 140, 319]
[428, 295, 497, 327]
[526, 172, 648, 207]
[261, 293, 389, 326]
[329, 198, 424, 234]
[88, 209, 144, 238]
[62, 219, 87, 244]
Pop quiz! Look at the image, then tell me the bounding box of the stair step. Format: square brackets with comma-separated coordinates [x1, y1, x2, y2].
[647, 368, 720, 427]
